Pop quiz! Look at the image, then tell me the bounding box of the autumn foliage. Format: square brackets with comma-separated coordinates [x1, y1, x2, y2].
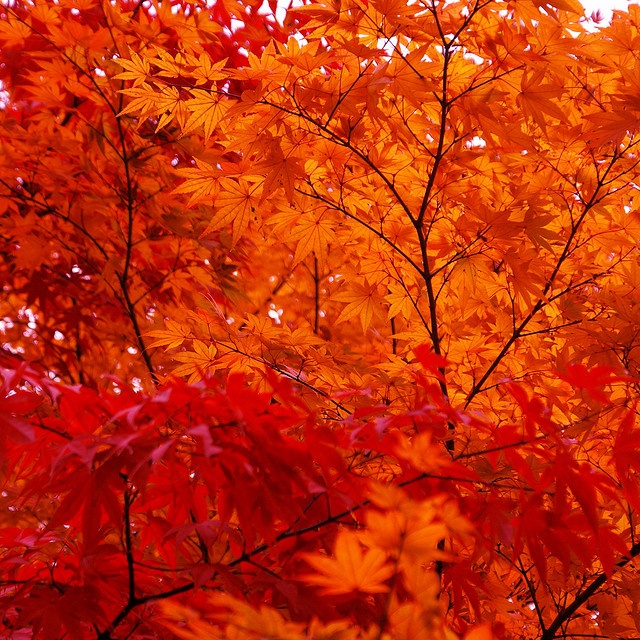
[2, 0, 640, 638]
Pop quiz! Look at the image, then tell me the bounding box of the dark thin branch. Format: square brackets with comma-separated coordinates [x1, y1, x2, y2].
[117, 269, 159, 386]
[260, 97, 418, 226]
[542, 540, 640, 640]
[313, 255, 320, 334]
[122, 483, 136, 606]
[296, 184, 424, 277]
[518, 557, 547, 634]
[463, 152, 620, 408]
[214, 339, 349, 415]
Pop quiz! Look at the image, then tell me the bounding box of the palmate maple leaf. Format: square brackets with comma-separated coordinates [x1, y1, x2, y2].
[385, 282, 416, 320]
[516, 70, 567, 130]
[182, 89, 231, 143]
[202, 176, 263, 244]
[301, 531, 394, 595]
[113, 52, 150, 87]
[145, 320, 194, 350]
[174, 158, 220, 206]
[254, 146, 306, 202]
[119, 83, 182, 131]
[172, 339, 218, 382]
[555, 362, 623, 404]
[289, 213, 334, 266]
[333, 280, 380, 332]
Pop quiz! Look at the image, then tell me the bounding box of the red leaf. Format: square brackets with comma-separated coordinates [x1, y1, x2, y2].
[413, 344, 448, 381]
[555, 363, 622, 404]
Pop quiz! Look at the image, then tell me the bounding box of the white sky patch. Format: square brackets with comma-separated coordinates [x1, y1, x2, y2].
[0, 81, 9, 109]
[466, 136, 487, 149]
[581, 0, 633, 25]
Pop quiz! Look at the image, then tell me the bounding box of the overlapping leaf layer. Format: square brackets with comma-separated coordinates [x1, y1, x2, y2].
[1, 0, 640, 638]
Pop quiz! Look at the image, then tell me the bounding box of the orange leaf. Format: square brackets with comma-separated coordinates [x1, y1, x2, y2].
[333, 280, 379, 332]
[202, 177, 263, 244]
[301, 532, 394, 595]
[182, 90, 231, 143]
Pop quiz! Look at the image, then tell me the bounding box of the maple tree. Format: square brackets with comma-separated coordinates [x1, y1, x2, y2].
[2, 0, 640, 638]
